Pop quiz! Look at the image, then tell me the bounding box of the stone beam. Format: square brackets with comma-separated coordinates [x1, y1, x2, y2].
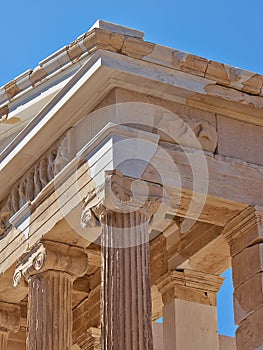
[0, 123, 260, 276]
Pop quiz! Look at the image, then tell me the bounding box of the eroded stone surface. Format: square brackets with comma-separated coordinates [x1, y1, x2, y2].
[236, 306, 263, 350]
[0, 19, 263, 350]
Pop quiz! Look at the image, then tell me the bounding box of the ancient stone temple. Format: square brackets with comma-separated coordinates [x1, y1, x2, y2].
[0, 19, 262, 350]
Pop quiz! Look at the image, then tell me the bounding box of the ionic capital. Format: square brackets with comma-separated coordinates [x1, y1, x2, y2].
[0, 302, 20, 333]
[13, 241, 88, 286]
[81, 170, 163, 227]
[157, 269, 224, 306]
[223, 205, 263, 255]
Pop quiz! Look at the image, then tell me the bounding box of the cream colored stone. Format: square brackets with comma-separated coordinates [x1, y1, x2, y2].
[205, 61, 230, 85]
[236, 306, 263, 350]
[151, 285, 163, 321]
[232, 244, 263, 288]
[0, 87, 9, 104]
[13, 242, 88, 350]
[4, 82, 20, 98]
[205, 83, 263, 111]
[225, 65, 255, 91]
[1, 19, 263, 350]
[158, 270, 223, 307]
[14, 70, 32, 92]
[188, 235, 231, 275]
[81, 172, 162, 349]
[0, 302, 20, 333]
[27, 270, 73, 350]
[223, 206, 263, 257]
[219, 335, 236, 350]
[13, 241, 88, 286]
[180, 54, 208, 77]
[0, 303, 21, 350]
[29, 65, 48, 85]
[89, 19, 144, 39]
[163, 299, 219, 350]
[76, 327, 101, 349]
[158, 270, 222, 349]
[94, 28, 124, 51]
[217, 114, 263, 166]
[153, 322, 163, 350]
[39, 46, 71, 74]
[122, 37, 154, 58]
[242, 73, 263, 95]
[234, 272, 263, 324]
[142, 44, 175, 67]
[73, 285, 101, 342]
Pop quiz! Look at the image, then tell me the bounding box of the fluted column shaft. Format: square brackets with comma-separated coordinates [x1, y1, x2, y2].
[13, 241, 88, 350]
[81, 172, 162, 350]
[27, 270, 72, 350]
[100, 210, 153, 350]
[0, 331, 8, 350]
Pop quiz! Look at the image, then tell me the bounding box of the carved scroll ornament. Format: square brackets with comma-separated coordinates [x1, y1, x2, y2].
[81, 170, 164, 228]
[13, 241, 88, 287]
[0, 131, 72, 236]
[155, 115, 218, 153]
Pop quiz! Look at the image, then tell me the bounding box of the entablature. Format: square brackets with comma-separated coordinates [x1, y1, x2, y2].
[0, 119, 261, 275]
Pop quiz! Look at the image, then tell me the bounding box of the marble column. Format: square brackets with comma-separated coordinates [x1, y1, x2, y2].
[13, 241, 88, 350]
[0, 302, 20, 350]
[223, 206, 263, 350]
[82, 172, 162, 350]
[157, 269, 223, 350]
[100, 210, 152, 350]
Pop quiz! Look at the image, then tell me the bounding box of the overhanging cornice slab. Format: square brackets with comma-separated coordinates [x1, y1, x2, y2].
[1, 49, 263, 202]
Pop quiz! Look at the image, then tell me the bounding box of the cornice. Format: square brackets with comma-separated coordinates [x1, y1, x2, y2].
[223, 205, 263, 255]
[0, 20, 262, 123]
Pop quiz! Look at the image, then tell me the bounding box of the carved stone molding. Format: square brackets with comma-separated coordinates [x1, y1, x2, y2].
[13, 241, 88, 286]
[0, 302, 20, 333]
[157, 269, 224, 306]
[223, 205, 263, 256]
[186, 117, 218, 153]
[81, 170, 163, 228]
[156, 114, 218, 153]
[0, 130, 73, 236]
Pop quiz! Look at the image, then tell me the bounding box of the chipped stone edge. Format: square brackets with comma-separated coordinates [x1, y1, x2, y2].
[0, 20, 263, 118]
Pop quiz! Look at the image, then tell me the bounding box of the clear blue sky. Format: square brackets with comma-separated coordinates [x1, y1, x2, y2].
[1, 0, 262, 86]
[1, 0, 260, 338]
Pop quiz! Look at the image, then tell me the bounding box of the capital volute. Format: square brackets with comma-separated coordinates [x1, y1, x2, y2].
[0, 302, 20, 333]
[13, 241, 88, 287]
[81, 170, 164, 227]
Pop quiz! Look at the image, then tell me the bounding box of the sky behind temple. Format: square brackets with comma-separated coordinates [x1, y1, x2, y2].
[1, 0, 261, 337]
